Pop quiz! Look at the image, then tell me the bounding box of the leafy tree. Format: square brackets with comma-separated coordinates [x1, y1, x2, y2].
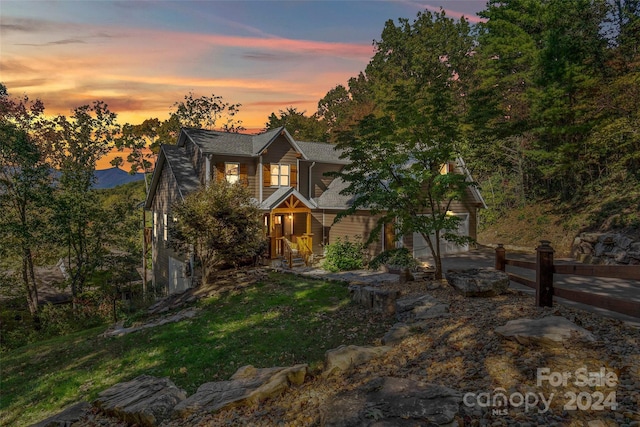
[115, 118, 161, 191]
[170, 91, 243, 132]
[170, 181, 266, 285]
[0, 88, 52, 320]
[469, 0, 610, 200]
[109, 156, 124, 169]
[265, 107, 328, 142]
[317, 78, 377, 143]
[333, 10, 476, 280]
[49, 101, 119, 298]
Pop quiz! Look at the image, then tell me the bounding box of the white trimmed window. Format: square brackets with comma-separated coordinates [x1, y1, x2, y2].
[270, 164, 290, 186]
[163, 213, 168, 242]
[225, 162, 239, 184]
[154, 212, 158, 241]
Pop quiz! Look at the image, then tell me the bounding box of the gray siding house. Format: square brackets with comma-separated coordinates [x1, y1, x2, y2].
[144, 127, 485, 295]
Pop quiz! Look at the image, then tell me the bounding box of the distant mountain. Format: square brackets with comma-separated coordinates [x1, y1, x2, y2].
[93, 167, 146, 189]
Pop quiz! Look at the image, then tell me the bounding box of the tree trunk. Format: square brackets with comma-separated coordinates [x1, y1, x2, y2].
[421, 231, 444, 280]
[22, 247, 40, 327]
[433, 255, 443, 281]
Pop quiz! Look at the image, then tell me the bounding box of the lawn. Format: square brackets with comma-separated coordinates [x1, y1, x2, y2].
[0, 272, 392, 426]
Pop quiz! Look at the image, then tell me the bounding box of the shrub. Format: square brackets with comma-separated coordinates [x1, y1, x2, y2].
[368, 247, 419, 271]
[321, 237, 367, 272]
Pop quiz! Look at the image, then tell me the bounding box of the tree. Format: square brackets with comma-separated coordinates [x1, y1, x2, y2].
[109, 156, 124, 169]
[170, 181, 266, 285]
[49, 101, 119, 298]
[170, 91, 243, 132]
[333, 10, 476, 280]
[264, 107, 328, 142]
[0, 85, 52, 322]
[115, 118, 160, 191]
[316, 79, 377, 143]
[468, 0, 610, 200]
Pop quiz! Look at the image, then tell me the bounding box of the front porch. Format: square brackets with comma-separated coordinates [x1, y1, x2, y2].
[261, 187, 316, 268]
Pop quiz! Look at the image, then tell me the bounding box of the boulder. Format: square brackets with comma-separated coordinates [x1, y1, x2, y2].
[382, 321, 433, 346]
[93, 375, 187, 426]
[445, 268, 510, 297]
[349, 285, 400, 315]
[381, 323, 413, 346]
[395, 294, 449, 322]
[395, 294, 439, 314]
[103, 308, 198, 338]
[174, 364, 307, 417]
[495, 316, 596, 348]
[413, 303, 449, 320]
[320, 376, 461, 426]
[323, 345, 392, 377]
[30, 401, 91, 427]
[579, 232, 603, 244]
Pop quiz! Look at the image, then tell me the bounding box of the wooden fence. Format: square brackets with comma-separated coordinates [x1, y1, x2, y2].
[495, 241, 640, 318]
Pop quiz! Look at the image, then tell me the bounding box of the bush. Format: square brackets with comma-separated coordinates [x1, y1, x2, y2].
[368, 247, 419, 271]
[321, 237, 367, 272]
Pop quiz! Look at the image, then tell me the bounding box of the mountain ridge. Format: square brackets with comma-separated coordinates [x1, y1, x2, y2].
[93, 167, 146, 189]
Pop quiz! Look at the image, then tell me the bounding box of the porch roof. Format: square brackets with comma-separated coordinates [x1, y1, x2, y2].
[260, 186, 317, 211]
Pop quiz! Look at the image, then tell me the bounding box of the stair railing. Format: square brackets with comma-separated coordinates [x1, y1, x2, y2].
[297, 234, 313, 266]
[282, 237, 298, 268]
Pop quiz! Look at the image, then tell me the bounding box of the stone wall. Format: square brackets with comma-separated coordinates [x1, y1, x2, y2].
[572, 232, 640, 265]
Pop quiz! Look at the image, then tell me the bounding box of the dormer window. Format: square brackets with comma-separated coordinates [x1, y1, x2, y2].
[225, 162, 240, 184]
[270, 164, 290, 186]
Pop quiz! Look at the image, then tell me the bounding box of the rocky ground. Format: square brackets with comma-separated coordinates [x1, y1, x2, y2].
[70, 275, 638, 427]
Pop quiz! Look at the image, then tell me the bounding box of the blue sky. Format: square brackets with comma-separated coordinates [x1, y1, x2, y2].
[1, 0, 486, 130]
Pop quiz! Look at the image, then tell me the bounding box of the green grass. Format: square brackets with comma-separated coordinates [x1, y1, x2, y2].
[0, 273, 392, 426]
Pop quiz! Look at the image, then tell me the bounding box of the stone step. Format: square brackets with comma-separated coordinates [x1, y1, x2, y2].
[282, 257, 306, 268]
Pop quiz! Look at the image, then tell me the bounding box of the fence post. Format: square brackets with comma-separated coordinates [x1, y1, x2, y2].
[536, 240, 554, 307]
[495, 244, 506, 271]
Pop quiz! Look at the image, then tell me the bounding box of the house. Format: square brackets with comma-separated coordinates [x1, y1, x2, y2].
[144, 126, 486, 295]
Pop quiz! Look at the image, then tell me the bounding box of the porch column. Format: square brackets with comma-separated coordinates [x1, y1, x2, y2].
[306, 212, 311, 235]
[269, 212, 275, 259]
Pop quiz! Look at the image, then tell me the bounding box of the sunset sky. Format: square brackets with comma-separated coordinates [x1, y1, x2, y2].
[1, 0, 486, 168]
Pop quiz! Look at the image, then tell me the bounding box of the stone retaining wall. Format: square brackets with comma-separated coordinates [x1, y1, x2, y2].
[572, 231, 640, 265]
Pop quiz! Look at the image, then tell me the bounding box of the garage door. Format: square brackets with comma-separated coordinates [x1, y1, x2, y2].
[413, 213, 469, 259]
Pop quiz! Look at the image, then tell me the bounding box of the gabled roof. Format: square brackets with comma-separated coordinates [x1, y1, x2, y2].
[456, 157, 487, 209]
[313, 158, 487, 210]
[180, 128, 255, 156]
[295, 140, 349, 164]
[144, 145, 200, 209]
[252, 126, 287, 154]
[176, 127, 345, 164]
[260, 186, 316, 210]
[178, 126, 310, 159]
[312, 177, 356, 210]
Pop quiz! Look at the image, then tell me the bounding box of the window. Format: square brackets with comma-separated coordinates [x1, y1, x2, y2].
[440, 162, 456, 174]
[154, 212, 158, 241]
[225, 162, 239, 184]
[270, 164, 290, 186]
[163, 213, 168, 241]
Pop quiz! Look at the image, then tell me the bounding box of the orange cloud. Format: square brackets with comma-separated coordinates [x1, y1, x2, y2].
[1, 19, 371, 128]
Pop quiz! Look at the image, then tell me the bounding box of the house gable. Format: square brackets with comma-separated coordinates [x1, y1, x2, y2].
[260, 187, 316, 211]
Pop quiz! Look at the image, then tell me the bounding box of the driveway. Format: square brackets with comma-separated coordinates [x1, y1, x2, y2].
[441, 246, 640, 327]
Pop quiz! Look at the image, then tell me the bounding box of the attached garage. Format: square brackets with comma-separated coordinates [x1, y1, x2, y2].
[412, 213, 470, 259]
